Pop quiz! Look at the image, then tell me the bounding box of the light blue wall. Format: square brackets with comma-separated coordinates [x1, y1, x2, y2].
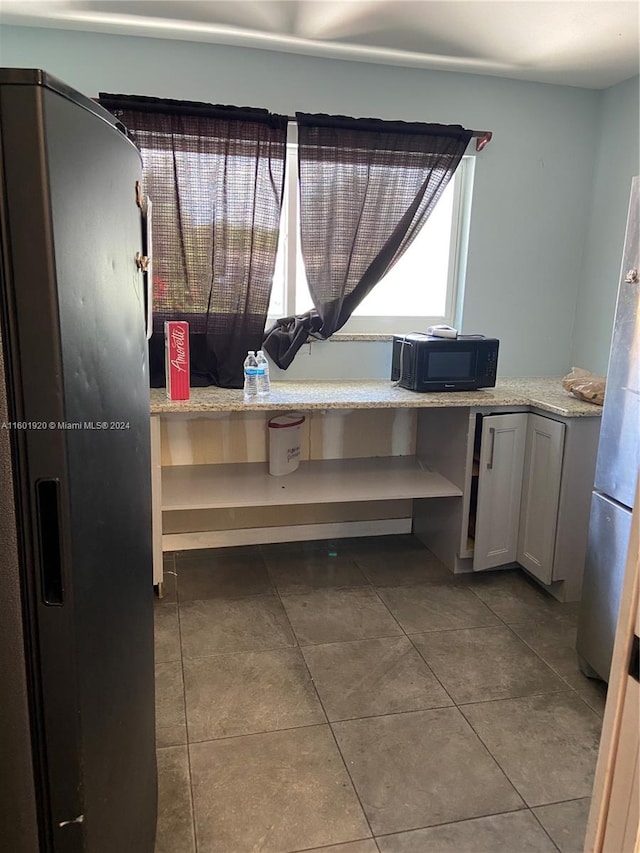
[0, 24, 613, 378]
[570, 75, 640, 375]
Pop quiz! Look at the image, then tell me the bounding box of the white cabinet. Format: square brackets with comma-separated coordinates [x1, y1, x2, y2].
[473, 413, 527, 571]
[517, 413, 565, 584]
[472, 411, 566, 578]
[463, 409, 599, 600]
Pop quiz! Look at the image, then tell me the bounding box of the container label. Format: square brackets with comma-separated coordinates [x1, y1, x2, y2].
[287, 445, 301, 463]
[165, 321, 190, 401]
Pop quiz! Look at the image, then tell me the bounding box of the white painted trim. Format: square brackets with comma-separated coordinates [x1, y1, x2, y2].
[266, 148, 474, 335]
[163, 518, 412, 550]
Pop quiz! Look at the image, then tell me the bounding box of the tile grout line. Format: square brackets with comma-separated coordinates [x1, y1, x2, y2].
[369, 804, 560, 848]
[264, 553, 592, 744]
[396, 600, 585, 709]
[184, 720, 342, 747]
[454, 699, 551, 815]
[400, 616, 577, 707]
[288, 836, 382, 853]
[356, 566, 539, 816]
[313, 551, 470, 719]
[173, 553, 199, 853]
[462, 583, 606, 717]
[454, 687, 576, 708]
[352, 552, 482, 710]
[324, 721, 379, 847]
[262, 546, 381, 849]
[179, 640, 300, 661]
[165, 543, 597, 852]
[528, 806, 563, 852]
[403, 626, 573, 709]
[326, 549, 536, 843]
[507, 628, 606, 718]
[531, 795, 594, 808]
[392, 571, 600, 833]
[433, 584, 591, 810]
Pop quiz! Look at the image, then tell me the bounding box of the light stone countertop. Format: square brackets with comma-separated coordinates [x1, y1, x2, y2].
[150, 377, 602, 418]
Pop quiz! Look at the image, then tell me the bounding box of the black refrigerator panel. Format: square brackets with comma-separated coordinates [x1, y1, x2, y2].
[0, 339, 39, 853]
[576, 492, 633, 682]
[0, 71, 156, 852]
[593, 177, 640, 510]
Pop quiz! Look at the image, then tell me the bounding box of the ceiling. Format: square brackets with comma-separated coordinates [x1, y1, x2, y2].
[1, 1, 639, 89]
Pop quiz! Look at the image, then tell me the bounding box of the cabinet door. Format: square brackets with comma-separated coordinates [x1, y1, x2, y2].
[474, 413, 527, 571]
[517, 414, 565, 584]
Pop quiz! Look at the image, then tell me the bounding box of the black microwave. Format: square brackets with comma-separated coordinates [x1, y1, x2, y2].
[391, 334, 499, 392]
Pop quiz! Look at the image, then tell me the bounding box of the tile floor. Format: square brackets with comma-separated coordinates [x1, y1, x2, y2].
[153, 535, 607, 853]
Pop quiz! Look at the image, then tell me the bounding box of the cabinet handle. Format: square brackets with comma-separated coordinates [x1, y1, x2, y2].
[487, 427, 496, 470]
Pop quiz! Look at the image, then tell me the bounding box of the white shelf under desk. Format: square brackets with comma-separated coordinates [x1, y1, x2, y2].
[151, 382, 601, 583]
[162, 455, 462, 512]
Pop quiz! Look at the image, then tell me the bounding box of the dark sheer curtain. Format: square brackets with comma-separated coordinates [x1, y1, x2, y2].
[99, 94, 287, 388]
[263, 113, 472, 369]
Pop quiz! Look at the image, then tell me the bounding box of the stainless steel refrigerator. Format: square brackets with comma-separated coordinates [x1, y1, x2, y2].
[0, 70, 156, 852]
[577, 176, 640, 683]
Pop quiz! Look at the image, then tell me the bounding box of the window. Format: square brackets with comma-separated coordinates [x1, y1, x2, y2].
[268, 124, 475, 334]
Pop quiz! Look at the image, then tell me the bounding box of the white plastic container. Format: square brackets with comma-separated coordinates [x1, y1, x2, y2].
[268, 412, 305, 476]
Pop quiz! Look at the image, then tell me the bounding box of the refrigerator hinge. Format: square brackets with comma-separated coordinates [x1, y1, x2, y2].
[135, 252, 150, 273]
[59, 814, 84, 828]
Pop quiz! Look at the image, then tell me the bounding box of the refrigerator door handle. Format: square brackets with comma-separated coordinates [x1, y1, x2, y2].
[35, 479, 64, 605]
[630, 635, 639, 683]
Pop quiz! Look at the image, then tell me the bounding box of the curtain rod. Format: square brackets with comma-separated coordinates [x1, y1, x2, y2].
[286, 116, 492, 152]
[471, 130, 493, 152]
[96, 95, 493, 152]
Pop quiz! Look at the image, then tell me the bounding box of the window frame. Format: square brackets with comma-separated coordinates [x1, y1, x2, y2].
[267, 122, 476, 335]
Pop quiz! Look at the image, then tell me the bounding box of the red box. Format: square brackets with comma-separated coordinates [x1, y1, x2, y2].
[165, 321, 190, 400]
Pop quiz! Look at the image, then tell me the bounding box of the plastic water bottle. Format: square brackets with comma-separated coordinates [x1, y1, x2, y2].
[243, 351, 258, 401]
[256, 350, 271, 397]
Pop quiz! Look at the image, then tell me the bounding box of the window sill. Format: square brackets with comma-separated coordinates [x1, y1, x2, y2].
[321, 333, 394, 342]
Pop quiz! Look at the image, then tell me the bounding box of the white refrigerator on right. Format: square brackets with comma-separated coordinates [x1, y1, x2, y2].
[577, 176, 639, 682]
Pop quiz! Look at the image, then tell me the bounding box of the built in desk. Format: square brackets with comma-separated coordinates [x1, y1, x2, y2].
[150, 378, 601, 600]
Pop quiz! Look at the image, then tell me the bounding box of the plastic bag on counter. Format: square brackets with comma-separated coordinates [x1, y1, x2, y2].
[562, 367, 605, 406]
